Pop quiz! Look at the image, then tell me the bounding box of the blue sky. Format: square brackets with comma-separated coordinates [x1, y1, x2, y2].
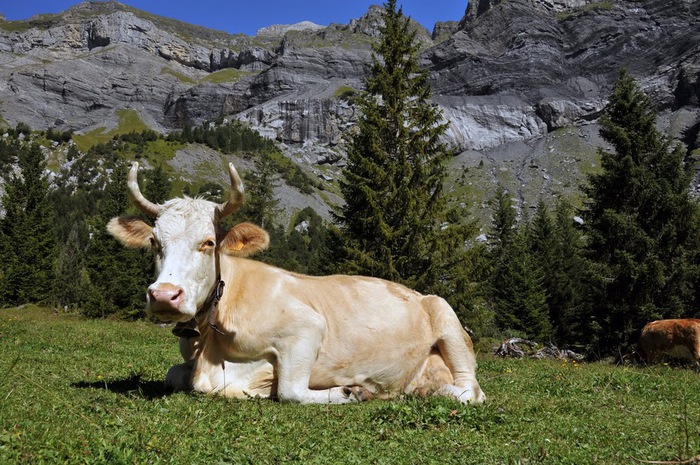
[1, 1, 468, 36]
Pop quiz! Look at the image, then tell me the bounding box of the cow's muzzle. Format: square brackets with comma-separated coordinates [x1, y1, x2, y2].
[148, 283, 184, 316]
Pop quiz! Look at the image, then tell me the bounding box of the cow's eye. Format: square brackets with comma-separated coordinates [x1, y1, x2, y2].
[200, 239, 216, 252]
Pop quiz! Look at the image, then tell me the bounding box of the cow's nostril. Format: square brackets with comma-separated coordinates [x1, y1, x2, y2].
[171, 290, 182, 301]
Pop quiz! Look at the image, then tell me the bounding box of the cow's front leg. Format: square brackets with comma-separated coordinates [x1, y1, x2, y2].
[164, 336, 198, 392]
[274, 312, 358, 404]
[165, 362, 193, 392]
[191, 333, 276, 398]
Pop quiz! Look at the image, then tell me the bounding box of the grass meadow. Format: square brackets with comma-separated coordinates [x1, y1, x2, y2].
[1, 305, 699, 464]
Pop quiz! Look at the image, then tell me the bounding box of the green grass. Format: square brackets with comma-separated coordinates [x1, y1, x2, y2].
[333, 85, 358, 102]
[2, 306, 699, 464]
[72, 109, 150, 152]
[0, 16, 60, 33]
[201, 68, 257, 84]
[160, 67, 198, 85]
[556, 1, 615, 21]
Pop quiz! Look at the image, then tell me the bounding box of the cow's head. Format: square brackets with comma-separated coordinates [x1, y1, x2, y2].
[107, 162, 269, 322]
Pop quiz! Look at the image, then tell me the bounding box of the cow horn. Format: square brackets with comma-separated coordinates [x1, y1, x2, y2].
[127, 162, 162, 217]
[218, 162, 245, 219]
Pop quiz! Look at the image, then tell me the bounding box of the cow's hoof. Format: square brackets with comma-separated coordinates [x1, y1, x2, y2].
[439, 383, 486, 404]
[342, 386, 374, 401]
[413, 387, 431, 397]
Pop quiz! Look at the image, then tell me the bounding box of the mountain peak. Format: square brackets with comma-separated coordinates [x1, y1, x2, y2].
[463, 0, 597, 22]
[256, 21, 325, 37]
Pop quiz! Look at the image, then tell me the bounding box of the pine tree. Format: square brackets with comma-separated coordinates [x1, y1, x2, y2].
[0, 142, 58, 305]
[488, 186, 518, 257]
[83, 162, 150, 318]
[492, 225, 552, 341]
[528, 199, 588, 347]
[583, 69, 700, 354]
[486, 190, 551, 340]
[239, 155, 281, 229]
[550, 200, 589, 346]
[145, 163, 172, 204]
[486, 186, 517, 283]
[333, 0, 470, 293]
[54, 221, 91, 310]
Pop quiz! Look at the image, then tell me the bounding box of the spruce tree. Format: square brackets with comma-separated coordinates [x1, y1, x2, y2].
[493, 225, 551, 341]
[550, 200, 588, 347]
[145, 163, 172, 204]
[83, 162, 150, 318]
[333, 0, 472, 293]
[54, 221, 91, 310]
[583, 69, 700, 354]
[488, 186, 517, 256]
[529, 199, 588, 347]
[239, 155, 281, 229]
[486, 190, 551, 340]
[0, 142, 58, 305]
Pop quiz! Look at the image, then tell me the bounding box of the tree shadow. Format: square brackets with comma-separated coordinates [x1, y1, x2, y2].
[73, 374, 171, 400]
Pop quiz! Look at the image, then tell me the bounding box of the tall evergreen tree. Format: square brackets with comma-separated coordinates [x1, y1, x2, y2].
[530, 200, 556, 261]
[486, 190, 551, 340]
[0, 142, 58, 305]
[493, 224, 551, 341]
[54, 220, 91, 310]
[239, 155, 281, 229]
[488, 185, 518, 257]
[145, 163, 172, 204]
[333, 0, 472, 294]
[529, 199, 588, 347]
[550, 200, 588, 346]
[83, 162, 150, 318]
[582, 69, 700, 355]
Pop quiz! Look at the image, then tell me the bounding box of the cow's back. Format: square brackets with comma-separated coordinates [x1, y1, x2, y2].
[638, 318, 700, 364]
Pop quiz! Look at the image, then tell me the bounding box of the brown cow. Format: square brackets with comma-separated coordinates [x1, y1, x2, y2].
[107, 162, 486, 404]
[637, 319, 700, 365]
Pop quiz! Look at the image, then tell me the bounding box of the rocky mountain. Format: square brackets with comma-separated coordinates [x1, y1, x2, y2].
[0, 0, 698, 225]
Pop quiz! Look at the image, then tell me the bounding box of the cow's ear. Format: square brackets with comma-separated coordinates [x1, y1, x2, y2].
[220, 222, 270, 257]
[107, 216, 153, 249]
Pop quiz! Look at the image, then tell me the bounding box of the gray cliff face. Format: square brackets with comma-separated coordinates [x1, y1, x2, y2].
[429, 0, 699, 136]
[0, 2, 381, 140]
[0, 0, 699, 220]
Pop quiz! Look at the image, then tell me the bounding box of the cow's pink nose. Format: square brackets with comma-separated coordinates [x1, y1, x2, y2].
[148, 284, 184, 312]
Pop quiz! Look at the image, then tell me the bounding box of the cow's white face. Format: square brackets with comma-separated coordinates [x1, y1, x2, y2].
[107, 162, 268, 322]
[146, 198, 220, 321]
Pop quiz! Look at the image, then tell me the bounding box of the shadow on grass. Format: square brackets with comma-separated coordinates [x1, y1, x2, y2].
[73, 374, 171, 400]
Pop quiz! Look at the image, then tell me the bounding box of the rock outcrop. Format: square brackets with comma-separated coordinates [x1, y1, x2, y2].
[0, 0, 698, 220]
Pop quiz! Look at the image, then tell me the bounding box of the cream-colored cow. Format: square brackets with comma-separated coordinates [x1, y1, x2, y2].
[107, 162, 485, 404]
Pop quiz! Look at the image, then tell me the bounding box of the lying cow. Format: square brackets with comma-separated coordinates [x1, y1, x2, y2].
[107, 162, 485, 404]
[637, 319, 700, 365]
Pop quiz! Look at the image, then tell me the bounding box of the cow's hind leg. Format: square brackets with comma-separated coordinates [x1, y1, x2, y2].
[422, 296, 486, 404]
